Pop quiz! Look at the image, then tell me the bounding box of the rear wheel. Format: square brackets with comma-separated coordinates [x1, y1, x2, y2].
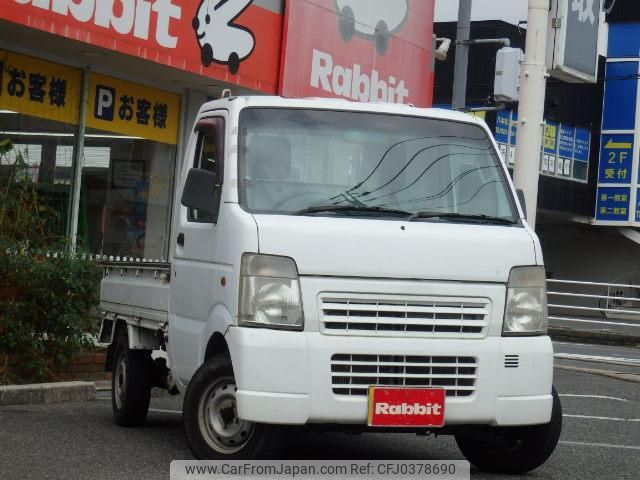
[183, 354, 285, 459]
[111, 327, 152, 427]
[455, 387, 562, 474]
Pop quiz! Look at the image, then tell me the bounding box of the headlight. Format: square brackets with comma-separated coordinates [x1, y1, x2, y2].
[503, 266, 548, 336]
[238, 253, 304, 330]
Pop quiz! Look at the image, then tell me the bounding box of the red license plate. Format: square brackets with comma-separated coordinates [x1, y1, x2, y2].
[368, 387, 446, 427]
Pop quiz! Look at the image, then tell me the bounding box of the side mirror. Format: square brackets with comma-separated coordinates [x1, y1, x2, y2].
[516, 189, 527, 218]
[181, 168, 220, 215]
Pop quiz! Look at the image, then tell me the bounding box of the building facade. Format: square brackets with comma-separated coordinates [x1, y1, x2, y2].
[434, 1, 640, 285]
[0, 0, 435, 260]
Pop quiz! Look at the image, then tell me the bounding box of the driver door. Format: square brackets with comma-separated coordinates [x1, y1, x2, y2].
[169, 112, 227, 384]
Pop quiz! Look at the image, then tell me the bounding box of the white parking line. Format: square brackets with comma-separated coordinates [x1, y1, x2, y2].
[149, 408, 182, 414]
[563, 414, 628, 422]
[559, 394, 630, 402]
[554, 353, 640, 367]
[560, 441, 640, 451]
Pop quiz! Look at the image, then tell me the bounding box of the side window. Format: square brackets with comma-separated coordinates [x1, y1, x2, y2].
[188, 117, 224, 223]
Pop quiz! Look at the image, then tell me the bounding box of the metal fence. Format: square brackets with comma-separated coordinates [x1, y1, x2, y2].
[547, 279, 640, 328]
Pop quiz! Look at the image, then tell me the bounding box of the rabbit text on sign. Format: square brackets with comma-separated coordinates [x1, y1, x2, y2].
[310, 49, 409, 104]
[14, 0, 182, 48]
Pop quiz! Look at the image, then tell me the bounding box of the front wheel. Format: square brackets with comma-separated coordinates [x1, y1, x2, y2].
[183, 354, 285, 459]
[455, 387, 562, 474]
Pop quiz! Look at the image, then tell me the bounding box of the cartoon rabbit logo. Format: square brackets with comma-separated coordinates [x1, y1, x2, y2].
[193, 0, 256, 74]
[335, 0, 409, 55]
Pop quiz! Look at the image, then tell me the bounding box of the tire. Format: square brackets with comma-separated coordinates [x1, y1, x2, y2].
[228, 52, 240, 75]
[455, 387, 562, 474]
[183, 354, 285, 460]
[375, 21, 390, 55]
[201, 43, 213, 67]
[111, 327, 152, 427]
[339, 7, 355, 42]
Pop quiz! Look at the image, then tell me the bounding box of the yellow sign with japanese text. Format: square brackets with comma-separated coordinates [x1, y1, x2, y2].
[544, 123, 557, 151]
[0, 49, 81, 125]
[87, 74, 181, 145]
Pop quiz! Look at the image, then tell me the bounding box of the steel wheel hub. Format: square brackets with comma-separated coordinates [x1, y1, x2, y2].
[199, 377, 255, 454]
[115, 354, 127, 409]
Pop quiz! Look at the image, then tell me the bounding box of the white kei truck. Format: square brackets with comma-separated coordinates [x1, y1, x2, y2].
[99, 96, 561, 474]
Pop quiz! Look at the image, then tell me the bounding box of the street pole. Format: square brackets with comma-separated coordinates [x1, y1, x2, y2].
[513, 0, 549, 227]
[452, 0, 472, 111]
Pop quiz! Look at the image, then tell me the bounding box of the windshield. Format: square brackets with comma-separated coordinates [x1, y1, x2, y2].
[238, 108, 518, 223]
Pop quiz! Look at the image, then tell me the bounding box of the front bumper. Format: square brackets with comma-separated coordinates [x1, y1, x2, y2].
[226, 326, 553, 427]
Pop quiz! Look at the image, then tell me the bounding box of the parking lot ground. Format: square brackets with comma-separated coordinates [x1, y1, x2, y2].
[1, 358, 639, 480]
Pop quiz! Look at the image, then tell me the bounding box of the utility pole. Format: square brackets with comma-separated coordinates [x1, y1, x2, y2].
[513, 0, 550, 227]
[452, 0, 472, 111]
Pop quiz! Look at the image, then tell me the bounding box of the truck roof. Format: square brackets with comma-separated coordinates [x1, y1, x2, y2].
[199, 96, 483, 126]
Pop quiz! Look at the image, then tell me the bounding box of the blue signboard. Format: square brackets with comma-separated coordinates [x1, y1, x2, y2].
[509, 111, 518, 145]
[602, 62, 639, 131]
[609, 23, 640, 59]
[574, 127, 591, 162]
[595, 187, 631, 222]
[558, 124, 576, 158]
[598, 134, 634, 184]
[495, 110, 510, 144]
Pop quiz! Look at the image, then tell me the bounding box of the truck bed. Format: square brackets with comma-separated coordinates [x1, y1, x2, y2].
[100, 262, 171, 330]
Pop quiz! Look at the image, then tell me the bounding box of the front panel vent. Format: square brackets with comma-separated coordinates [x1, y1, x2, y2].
[504, 354, 519, 368]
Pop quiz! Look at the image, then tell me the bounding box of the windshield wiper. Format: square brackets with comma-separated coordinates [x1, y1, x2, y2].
[409, 211, 517, 225]
[295, 205, 412, 217]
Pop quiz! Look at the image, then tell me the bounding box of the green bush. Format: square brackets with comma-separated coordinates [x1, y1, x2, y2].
[0, 250, 102, 383]
[0, 139, 102, 383]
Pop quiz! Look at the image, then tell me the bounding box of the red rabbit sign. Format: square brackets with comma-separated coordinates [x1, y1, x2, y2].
[279, 0, 435, 107]
[1, 0, 283, 93]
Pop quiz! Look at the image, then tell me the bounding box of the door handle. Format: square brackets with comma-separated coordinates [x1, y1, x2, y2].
[177, 233, 185, 247]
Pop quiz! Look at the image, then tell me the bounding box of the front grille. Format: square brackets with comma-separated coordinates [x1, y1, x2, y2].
[331, 354, 478, 397]
[321, 296, 489, 338]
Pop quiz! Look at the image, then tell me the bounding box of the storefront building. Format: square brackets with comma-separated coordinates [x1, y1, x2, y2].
[0, 0, 435, 260]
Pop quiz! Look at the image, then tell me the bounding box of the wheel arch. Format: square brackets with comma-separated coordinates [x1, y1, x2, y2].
[204, 331, 230, 361]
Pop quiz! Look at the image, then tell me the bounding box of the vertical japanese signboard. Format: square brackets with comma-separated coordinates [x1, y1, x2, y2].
[558, 124, 576, 176]
[543, 121, 559, 174]
[495, 110, 517, 166]
[595, 23, 640, 225]
[547, 0, 601, 83]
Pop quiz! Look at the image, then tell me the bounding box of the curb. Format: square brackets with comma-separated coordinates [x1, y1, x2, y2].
[549, 326, 640, 349]
[0, 381, 96, 406]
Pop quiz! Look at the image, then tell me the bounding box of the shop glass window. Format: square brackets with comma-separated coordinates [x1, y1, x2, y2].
[573, 160, 588, 181]
[0, 111, 76, 239]
[79, 130, 177, 260]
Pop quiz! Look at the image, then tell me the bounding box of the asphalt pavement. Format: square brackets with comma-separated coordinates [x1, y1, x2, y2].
[1, 342, 638, 480]
[550, 315, 640, 338]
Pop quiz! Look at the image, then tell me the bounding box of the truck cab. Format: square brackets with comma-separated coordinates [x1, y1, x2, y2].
[100, 96, 561, 474]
